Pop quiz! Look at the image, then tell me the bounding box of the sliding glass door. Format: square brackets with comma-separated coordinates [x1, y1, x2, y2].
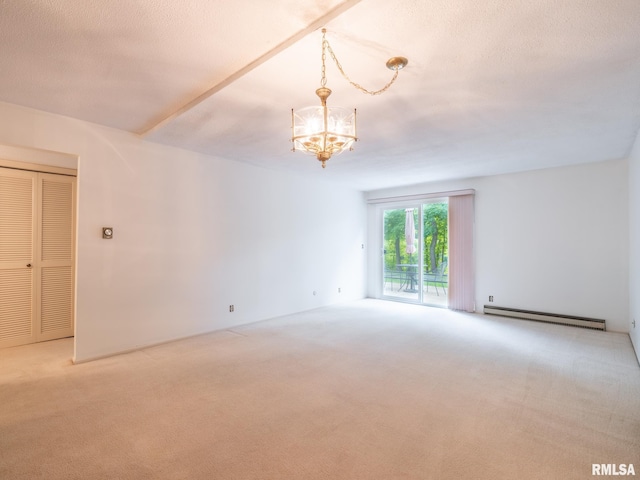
[382, 207, 421, 302]
[422, 201, 448, 307]
[382, 200, 448, 306]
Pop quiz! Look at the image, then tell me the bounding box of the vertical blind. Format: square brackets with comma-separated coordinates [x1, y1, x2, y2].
[448, 194, 475, 312]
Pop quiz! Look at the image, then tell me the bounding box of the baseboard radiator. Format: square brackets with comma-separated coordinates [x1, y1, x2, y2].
[483, 305, 606, 331]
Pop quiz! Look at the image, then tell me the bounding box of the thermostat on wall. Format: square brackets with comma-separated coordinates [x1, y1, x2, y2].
[102, 227, 113, 239]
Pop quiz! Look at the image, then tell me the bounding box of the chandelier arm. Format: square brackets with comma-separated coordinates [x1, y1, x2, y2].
[324, 40, 401, 96]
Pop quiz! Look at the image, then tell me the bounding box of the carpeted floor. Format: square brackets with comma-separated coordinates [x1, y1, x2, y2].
[1, 299, 639, 479]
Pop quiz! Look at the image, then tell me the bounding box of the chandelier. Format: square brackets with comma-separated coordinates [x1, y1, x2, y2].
[291, 29, 408, 168]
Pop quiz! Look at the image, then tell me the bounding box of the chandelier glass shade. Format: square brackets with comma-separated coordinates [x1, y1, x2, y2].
[291, 87, 357, 168]
[291, 28, 407, 169]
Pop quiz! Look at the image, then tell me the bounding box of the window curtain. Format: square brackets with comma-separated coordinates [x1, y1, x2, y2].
[448, 194, 475, 312]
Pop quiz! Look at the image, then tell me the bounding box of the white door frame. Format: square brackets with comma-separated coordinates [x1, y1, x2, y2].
[0, 145, 78, 351]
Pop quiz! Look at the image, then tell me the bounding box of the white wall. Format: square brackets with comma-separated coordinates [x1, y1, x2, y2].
[0, 101, 367, 362]
[367, 160, 630, 332]
[629, 129, 640, 361]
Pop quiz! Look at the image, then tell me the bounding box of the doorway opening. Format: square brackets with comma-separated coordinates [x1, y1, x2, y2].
[0, 150, 77, 353]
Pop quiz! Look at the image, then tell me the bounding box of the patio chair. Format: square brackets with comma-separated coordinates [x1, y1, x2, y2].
[424, 260, 448, 296]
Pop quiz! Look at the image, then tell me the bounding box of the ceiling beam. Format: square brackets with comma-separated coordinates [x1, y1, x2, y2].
[137, 0, 363, 137]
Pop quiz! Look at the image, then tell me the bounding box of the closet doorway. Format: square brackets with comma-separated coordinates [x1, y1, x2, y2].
[0, 164, 76, 349]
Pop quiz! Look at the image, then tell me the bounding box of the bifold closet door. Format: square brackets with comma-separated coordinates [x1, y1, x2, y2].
[37, 173, 75, 342]
[0, 167, 75, 348]
[0, 168, 37, 347]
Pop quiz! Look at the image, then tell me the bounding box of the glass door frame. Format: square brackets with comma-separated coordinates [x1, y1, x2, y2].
[379, 200, 448, 307]
[380, 203, 423, 305]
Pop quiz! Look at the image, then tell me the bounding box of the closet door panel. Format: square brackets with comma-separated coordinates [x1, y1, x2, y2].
[40, 266, 73, 336]
[37, 174, 75, 342]
[0, 269, 34, 345]
[41, 177, 74, 262]
[0, 168, 37, 348]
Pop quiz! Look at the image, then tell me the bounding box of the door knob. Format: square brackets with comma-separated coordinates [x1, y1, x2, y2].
[26, 264, 32, 268]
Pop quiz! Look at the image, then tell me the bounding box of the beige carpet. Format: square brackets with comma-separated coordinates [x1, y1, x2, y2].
[1, 299, 639, 479]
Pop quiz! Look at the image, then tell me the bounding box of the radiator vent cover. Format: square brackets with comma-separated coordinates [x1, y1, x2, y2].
[483, 305, 606, 331]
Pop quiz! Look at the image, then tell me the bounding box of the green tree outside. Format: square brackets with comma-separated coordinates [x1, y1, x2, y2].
[383, 203, 448, 273]
[423, 203, 448, 273]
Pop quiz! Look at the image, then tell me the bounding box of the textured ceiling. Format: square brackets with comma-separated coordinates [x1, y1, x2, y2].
[1, 0, 639, 191]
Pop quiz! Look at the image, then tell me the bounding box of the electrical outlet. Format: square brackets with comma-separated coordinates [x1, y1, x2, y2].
[489, 296, 494, 302]
[338, 288, 341, 293]
[229, 305, 234, 312]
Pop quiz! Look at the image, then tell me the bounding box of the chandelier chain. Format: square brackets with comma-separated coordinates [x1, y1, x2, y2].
[322, 31, 400, 96]
[320, 30, 328, 88]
